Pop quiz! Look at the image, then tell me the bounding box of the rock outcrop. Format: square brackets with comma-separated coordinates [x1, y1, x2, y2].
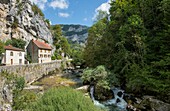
[0, 0, 53, 45]
[0, 76, 13, 111]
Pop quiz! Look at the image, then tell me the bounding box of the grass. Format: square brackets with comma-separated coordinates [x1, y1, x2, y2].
[32, 75, 77, 90]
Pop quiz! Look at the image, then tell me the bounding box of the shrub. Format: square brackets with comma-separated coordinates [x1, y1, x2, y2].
[81, 66, 118, 89]
[0, 40, 4, 57]
[5, 38, 26, 50]
[11, 17, 18, 29]
[45, 19, 51, 27]
[13, 90, 37, 110]
[28, 87, 100, 111]
[32, 4, 44, 17]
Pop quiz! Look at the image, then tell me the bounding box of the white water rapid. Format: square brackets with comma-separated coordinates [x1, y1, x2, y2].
[90, 86, 127, 111]
[104, 88, 127, 109]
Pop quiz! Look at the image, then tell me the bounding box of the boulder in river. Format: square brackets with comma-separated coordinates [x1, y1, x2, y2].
[135, 96, 170, 111]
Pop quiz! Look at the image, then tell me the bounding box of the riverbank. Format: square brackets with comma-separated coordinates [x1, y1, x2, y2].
[25, 69, 170, 111]
[29, 69, 83, 90]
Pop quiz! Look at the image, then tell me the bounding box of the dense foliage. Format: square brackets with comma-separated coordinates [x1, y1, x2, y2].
[51, 25, 85, 67]
[28, 87, 100, 111]
[82, 66, 118, 89]
[51, 25, 71, 60]
[0, 40, 4, 57]
[70, 43, 84, 66]
[5, 38, 26, 50]
[83, 0, 170, 102]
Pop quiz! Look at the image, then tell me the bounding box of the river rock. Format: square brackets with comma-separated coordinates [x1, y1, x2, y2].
[94, 86, 113, 101]
[76, 85, 88, 91]
[136, 96, 170, 111]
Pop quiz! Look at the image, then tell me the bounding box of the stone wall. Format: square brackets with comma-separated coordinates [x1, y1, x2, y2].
[0, 60, 62, 83]
[0, 60, 62, 110]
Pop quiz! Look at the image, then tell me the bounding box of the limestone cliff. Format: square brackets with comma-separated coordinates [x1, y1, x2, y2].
[0, 0, 53, 45]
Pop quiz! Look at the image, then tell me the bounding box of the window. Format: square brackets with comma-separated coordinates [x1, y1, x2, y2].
[40, 49, 42, 53]
[10, 51, 13, 56]
[19, 59, 22, 64]
[44, 54, 47, 58]
[40, 54, 43, 58]
[48, 50, 50, 53]
[48, 55, 50, 58]
[19, 52, 22, 56]
[45, 50, 46, 53]
[11, 59, 13, 65]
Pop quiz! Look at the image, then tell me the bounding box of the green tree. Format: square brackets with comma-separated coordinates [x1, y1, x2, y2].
[70, 43, 84, 66]
[5, 38, 26, 50]
[94, 10, 108, 22]
[0, 40, 4, 57]
[84, 18, 108, 67]
[51, 25, 71, 59]
[60, 37, 71, 55]
[52, 25, 62, 45]
[82, 66, 118, 89]
[83, 0, 170, 101]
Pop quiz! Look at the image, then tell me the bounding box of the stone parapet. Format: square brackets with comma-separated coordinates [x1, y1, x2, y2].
[0, 60, 61, 83]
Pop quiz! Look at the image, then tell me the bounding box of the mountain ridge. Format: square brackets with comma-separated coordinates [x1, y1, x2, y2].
[60, 24, 89, 44]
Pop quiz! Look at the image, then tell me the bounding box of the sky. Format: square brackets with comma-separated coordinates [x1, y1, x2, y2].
[29, 0, 111, 26]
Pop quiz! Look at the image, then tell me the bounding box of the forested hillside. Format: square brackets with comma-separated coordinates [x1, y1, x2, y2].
[51, 24, 85, 66]
[84, 0, 170, 103]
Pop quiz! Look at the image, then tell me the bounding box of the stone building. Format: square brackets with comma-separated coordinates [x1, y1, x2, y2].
[27, 39, 52, 63]
[1, 45, 25, 65]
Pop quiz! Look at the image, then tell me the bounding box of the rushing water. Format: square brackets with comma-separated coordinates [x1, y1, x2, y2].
[90, 86, 127, 111]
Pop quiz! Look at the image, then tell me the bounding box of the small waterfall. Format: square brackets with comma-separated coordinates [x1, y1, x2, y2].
[90, 86, 127, 111]
[90, 86, 105, 108]
[104, 88, 127, 109]
[90, 86, 95, 100]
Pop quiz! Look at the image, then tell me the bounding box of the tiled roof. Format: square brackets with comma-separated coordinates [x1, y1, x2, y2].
[33, 40, 52, 50]
[4, 45, 24, 51]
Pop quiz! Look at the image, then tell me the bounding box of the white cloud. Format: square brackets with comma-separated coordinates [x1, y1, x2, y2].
[92, 0, 111, 20]
[49, 20, 52, 25]
[96, 0, 111, 14]
[29, 0, 47, 10]
[49, 0, 69, 9]
[83, 18, 88, 21]
[58, 12, 70, 18]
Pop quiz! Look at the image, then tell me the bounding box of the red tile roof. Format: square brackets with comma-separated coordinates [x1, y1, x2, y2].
[4, 45, 24, 51]
[33, 40, 52, 50]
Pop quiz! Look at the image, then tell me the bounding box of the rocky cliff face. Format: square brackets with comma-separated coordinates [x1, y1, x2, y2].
[0, 0, 53, 45]
[61, 24, 89, 44]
